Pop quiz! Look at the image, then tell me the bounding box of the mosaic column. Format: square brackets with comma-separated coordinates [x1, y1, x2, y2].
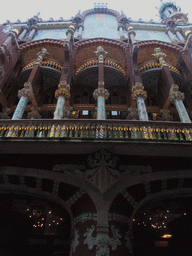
[12, 82, 34, 120]
[27, 26, 38, 40]
[53, 82, 70, 119]
[132, 83, 149, 121]
[175, 28, 185, 42]
[66, 25, 75, 42]
[18, 26, 29, 40]
[166, 28, 178, 43]
[169, 85, 191, 123]
[93, 88, 109, 120]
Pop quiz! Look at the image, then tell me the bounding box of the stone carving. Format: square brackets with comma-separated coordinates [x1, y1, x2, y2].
[0, 66, 5, 77]
[94, 46, 108, 57]
[127, 107, 139, 120]
[152, 47, 167, 66]
[169, 84, 184, 102]
[55, 84, 70, 100]
[36, 48, 50, 63]
[160, 109, 173, 121]
[63, 106, 73, 119]
[84, 225, 121, 256]
[93, 88, 109, 100]
[18, 82, 34, 101]
[132, 82, 147, 100]
[27, 106, 42, 119]
[0, 107, 11, 119]
[71, 228, 80, 252]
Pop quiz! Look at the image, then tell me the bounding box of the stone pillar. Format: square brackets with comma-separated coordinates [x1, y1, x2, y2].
[175, 28, 185, 42]
[12, 82, 34, 120]
[53, 82, 70, 119]
[66, 25, 75, 42]
[132, 83, 149, 121]
[169, 84, 191, 123]
[166, 28, 178, 43]
[18, 26, 29, 40]
[93, 88, 109, 120]
[127, 26, 136, 44]
[27, 26, 38, 40]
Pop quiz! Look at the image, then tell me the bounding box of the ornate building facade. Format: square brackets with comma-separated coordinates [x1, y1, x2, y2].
[0, 2, 192, 255]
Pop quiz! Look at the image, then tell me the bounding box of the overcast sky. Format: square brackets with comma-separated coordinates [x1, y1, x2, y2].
[0, 0, 191, 24]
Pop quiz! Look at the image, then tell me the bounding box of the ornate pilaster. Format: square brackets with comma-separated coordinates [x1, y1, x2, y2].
[77, 25, 84, 39]
[132, 82, 149, 121]
[152, 47, 167, 67]
[53, 81, 70, 119]
[93, 88, 109, 120]
[118, 24, 125, 40]
[12, 82, 34, 120]
[169, 84, 191, 123]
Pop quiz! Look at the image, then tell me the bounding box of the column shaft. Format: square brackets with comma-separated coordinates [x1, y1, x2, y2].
[175, 99, 191, 123]
[97, 96, 106, 120]
[12, 96, 28, 120]
[175, 31, 185, 42]
[54, 96, 65, 119]
[136, 96, 149, 121]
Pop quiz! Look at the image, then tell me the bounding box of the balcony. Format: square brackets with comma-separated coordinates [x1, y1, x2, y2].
[0, 119, 191, 156]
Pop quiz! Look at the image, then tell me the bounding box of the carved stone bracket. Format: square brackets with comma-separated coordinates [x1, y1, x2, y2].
[84, 225, 122, 256]
[18, 82, 34, 101]
[93, 88, 109, 100]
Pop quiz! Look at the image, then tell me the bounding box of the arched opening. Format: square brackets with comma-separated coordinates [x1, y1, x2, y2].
[0, 193, 71, 256]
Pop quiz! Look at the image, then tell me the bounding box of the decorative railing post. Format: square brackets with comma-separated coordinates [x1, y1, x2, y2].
[12, 82, 34, 120]
[169, 84, 191, 123]
[54, 81, 71, 119]
[132, 82, 149, 121]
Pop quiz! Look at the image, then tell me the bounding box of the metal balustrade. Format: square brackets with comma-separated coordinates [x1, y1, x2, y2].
[0, 119, 191, 141]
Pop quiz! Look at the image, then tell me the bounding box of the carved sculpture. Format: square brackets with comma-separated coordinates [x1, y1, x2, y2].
[84, 225, 122, 256]
[36, 48, 50, 63]
[71, 228, 80, 252]
[152, 47, 167, 66]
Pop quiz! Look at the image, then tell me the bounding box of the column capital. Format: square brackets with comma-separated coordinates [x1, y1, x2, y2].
[169, 84, 185, 102]
[132, 82, 147, 100]
[152, 47, 167, 66]
[55, 83, 70, 100]
[93, 88, 109, 100]
[18, 82, 34, 101]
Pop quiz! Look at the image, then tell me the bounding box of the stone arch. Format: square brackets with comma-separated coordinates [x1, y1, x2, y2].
[107, 169, 192, 255]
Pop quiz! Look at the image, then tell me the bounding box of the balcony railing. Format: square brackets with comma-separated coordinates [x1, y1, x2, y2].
[0, 119, 191, 142]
